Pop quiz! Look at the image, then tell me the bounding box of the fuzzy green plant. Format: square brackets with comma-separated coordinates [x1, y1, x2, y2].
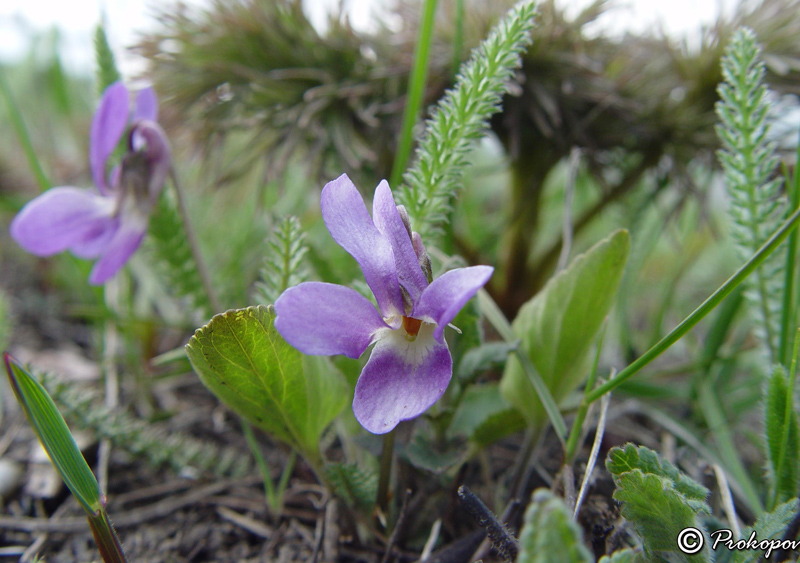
[716, 27, 786, 362]
[254, 215, 310, 305]
[396, 0, 539, 243]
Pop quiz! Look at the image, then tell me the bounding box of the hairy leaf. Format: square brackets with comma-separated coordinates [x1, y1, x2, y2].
[254, 215, 310, 305]
[731, 498, 798, 563]
[517, 489, 594, 563]
[325, 463, 377, 510]
[186, 305, 348, 461]
[764, 365, 800, 509]
[94, 25, 121, 94]
[500, 229, 630, 426]
[448, 383, 525, 445]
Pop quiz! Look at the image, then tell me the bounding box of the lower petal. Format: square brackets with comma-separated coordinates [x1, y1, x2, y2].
[274, 282, 389, 358]
[88, 216, 147, 285]
[10, 187, 116, 256]
[353, 325, 452, 434]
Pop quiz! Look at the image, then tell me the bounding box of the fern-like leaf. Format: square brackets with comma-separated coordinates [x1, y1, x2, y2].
[254, 215, 309, 305]
[397, 0, 539, 243]
[716, 27, 786, 361]
[324, 463, 378, 509]
[94, 24, 121, 94]
[38, 371, 252, 479]
[145, 192, 212, 315]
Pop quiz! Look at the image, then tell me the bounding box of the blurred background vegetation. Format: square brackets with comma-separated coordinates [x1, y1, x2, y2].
[1, 0, 800, 526]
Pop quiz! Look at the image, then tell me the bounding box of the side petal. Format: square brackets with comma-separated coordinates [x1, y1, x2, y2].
[88, 216, 147, 285]
[10, 187, 116, 256]
[70, 216, 120, 259]
[372, 180, 428, 301]
[132, 87, 158, 122]
[412, 265, 494, 343]
[275, 282, 389, 358]
[131, 121, 172, 204]
[90, 81, 130, 194]
[353, 325, 452, 434]
[321, 174, 404, 317]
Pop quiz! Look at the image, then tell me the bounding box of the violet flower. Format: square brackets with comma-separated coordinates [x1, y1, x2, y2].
[274, 174, 493, 434]
[10, 81, 171, 285]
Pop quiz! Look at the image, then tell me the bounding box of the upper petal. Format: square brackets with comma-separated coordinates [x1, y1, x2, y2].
[352, 324, 452, 434]
[132, 87, 158, 122]
[274, 282, 390, 359]
[10, 187, 116, 256]
[412, 265, 494, 343]
[321, 174, 403, 317]
[372, 180, 428, 302]
[88, 215, 147, 285]
[90, 82, 130, 194]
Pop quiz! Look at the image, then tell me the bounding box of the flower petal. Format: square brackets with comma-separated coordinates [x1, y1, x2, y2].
[372, 180, 428, 301]
[10, 187, 116, 256]
[70, 216, 120, 259]
[353, 325, 452, 434]
[88, 215, 147, 285]
[413, 265, 494, 342]
[321, 174, 403, 317]
[132, 87, 158, 122]
[90, 81, 130, 194]
[275, 282, 389, 358]
[131, 121, 172, 203]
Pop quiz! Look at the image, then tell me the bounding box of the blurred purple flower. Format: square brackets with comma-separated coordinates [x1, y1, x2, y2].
[10, 81, 171, 285]
[274, 174, 493, 434]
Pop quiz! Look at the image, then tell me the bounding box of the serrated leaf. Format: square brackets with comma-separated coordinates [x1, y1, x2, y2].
[764, 365, 800, 509]
[4, 354, 102, 515]
[613, 470, 709, 562]
[185, 305, 348, 461]
[607, 444, 710, 503]
[448, 383, 525, 445]
[731, 498, 799, 563]
[598, 549, 643, 563]
[517, 489, 594, 563]
[500, 230, 630, 425]
[325, 463, 377, 509]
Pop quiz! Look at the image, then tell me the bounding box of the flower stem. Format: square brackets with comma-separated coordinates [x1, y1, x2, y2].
[584, 200, 800, 405]
[376, 429, 396, 516]
[168, 169, 222, 313]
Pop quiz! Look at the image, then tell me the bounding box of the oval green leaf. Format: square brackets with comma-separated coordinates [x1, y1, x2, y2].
[185, 305, 348, 462]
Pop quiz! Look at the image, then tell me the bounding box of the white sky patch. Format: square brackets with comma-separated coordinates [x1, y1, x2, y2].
[0, 0, 742, 77]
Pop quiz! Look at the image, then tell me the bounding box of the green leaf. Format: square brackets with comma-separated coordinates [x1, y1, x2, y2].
[606, 444, 710, 504]
[597, 549, 643, 563]
[401, 434, 465, 474]
[3, 354, 102, 515]
[457, 341, 516, 381]
[731, 498, 799, 563]
[94, 25, 121, 94]
[500, 229, 630, 425]
[607, 445, 710, 562]
[765, 365, 800, 509]
[324, 463, 377, 509]
[448, 383, 525, 446]
[185, 305, 348, 462]
[517, 489, 594, 563]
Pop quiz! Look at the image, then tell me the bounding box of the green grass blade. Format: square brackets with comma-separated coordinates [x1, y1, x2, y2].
[389, 0, 439, 188]
[779, 140, 800, 366]
[4, 353, 101, 514]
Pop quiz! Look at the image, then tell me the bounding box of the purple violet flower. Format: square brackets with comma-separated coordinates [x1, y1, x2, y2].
[274, 174, 493, 434]
[10, 81, 171, 285]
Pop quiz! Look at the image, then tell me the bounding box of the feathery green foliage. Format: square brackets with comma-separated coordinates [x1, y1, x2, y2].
[94, 25, 121, 94]
[146, 192, 212, 315]
[254, 215, 309, 305]
[325, 463, 378, 510]
[397, 0, 538, 242]
[764, 364, 800, 509]
[716, 27, 786, 361]
[37, 370, 252, 478]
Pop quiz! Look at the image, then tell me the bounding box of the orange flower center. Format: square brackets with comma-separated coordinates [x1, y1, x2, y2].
[402, 316, 422, 339]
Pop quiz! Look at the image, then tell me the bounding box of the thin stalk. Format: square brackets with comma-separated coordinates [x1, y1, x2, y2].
[87, 509, 127, 563]
[772, 328, 800, 510]
[376, 429, 396, 516]
[778, 140, 800, 366]
[241, 419, 277, 507]
[564, 319, 608, 463]
[585, 202, 800, 404]
[0, 68, 49, 191]
[389, 0, 438, 188]
[169, 169, 222, 313]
